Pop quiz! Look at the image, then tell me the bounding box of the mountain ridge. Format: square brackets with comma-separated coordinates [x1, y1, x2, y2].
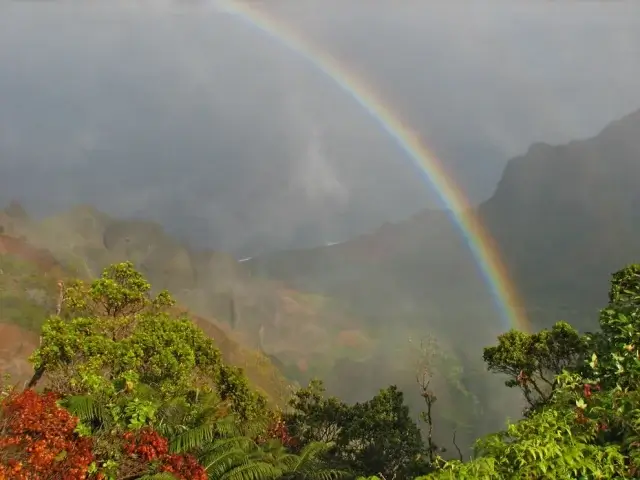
[1, 107, 638, 451]
[245, 106, 640, 366]
[0, 203, 378, 393]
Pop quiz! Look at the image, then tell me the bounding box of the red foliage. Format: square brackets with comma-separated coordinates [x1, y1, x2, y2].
[575, 408, 587, 425]
[123, 428, 169, 462]
[0, 389, 209, 480]
[123, 428, 207, 480]
[259, 413, 296, 448]
[160, 453, 208, 480]
[0, 389, 94, 479]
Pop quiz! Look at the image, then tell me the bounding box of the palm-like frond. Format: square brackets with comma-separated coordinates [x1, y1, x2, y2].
[201, 447, 255, 477]
[289, 441, 332, 471]
[240, 415, 270, 439]
[153, 387, 227, 440]
[268, 452, 300, 471]
[199, 437, 258, 466]
[206, 436, 259, 455]
[281, 442, 350, 480]
[170, 422, 220, 454]
[169, 415, 246, 454]
[189, 389, 225, 422]
[63, 395, 112, 429]
[299, 469, 350, 480]
[212, 415, 244, 438]
[219, 461, 282, 480]
[155, 395, 189, 424]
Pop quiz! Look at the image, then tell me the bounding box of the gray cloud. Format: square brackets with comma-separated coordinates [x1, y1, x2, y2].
[1, 0, 639, 255]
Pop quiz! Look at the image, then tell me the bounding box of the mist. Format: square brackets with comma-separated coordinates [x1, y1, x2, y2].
[1, 0, 639, 256]
[2, 0, 640, 460]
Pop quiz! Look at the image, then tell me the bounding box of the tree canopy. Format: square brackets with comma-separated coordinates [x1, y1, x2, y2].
[3, 261, 640, 479]
[422, 264, 640, 479]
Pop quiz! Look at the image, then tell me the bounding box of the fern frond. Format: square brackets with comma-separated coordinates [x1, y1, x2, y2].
[215, 415, 244, 438]
[170, 422, 219, 453]
[219, 461, 282, 480]
[291, 441, 333, 470]
[201, 448, 252, 477]
[242, 416, 269, 438]
[156, 397, 189, 425]
[302, 468, 351, 480]
[282, 442, 348, 480]
[63, 395, 111, 428]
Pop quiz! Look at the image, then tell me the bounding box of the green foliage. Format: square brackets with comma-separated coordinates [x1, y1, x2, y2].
[425, 264, 640, 479]
[483, 320, 588, 413]
[286, 379, 430, 479]
[425, 405, 626, 479]
[285, 379, 347, 446]
[14, 256, 640, 479]
[16, 262, 353, 480]
[62, 261, 175, 318]
[30, 262, 267, 423]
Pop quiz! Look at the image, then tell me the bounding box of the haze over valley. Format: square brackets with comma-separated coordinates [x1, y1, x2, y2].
[0, 1, 639, 477]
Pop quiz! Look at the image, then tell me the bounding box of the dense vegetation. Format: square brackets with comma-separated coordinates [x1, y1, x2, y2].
[2, 261, 640, 479]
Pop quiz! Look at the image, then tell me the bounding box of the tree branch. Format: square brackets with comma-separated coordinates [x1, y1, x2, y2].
[452, 429, 463, 462]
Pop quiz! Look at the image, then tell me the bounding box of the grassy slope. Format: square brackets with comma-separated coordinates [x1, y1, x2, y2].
[0, 230, 291, 405]
[0, 207, 382, 406]
[0, 204, 484, 451]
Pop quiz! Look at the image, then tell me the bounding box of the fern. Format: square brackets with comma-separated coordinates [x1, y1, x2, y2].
[286, 442, 349, 480]
[202, 448, 257, 477]
[290, 441, 332, 470]
[62, 394, 112, 430]
[219, 461, 282, 480]
[170, 422, 220, 454]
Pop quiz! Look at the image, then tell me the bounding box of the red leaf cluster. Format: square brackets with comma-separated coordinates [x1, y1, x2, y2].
[123, 428, 168, 462]
[258, 413, 296, 448]
[123, 428, 207, 479]
[0, 389, 94, 480]
[160, 453, 208, 480]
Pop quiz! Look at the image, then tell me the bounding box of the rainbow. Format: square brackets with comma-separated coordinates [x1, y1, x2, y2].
[219, 1, 530, 333]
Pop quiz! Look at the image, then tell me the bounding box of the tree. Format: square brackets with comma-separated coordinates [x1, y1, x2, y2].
[285, 379, 347, 447]
[482, 321, 587, 413]
[422, 264, 640, 479]
[412, 335, 450, 466]
[29, 262, 268, 425]
[286, 380, 427, 479]
[14, 262, 345, 480]
[342, 385, 427, 478]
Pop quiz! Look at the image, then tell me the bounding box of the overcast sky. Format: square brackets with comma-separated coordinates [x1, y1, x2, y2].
[1, 0, 639, 255]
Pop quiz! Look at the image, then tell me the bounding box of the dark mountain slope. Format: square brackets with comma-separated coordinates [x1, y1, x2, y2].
[481, 108, 640, 321]
[248, 108, 640, 337]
